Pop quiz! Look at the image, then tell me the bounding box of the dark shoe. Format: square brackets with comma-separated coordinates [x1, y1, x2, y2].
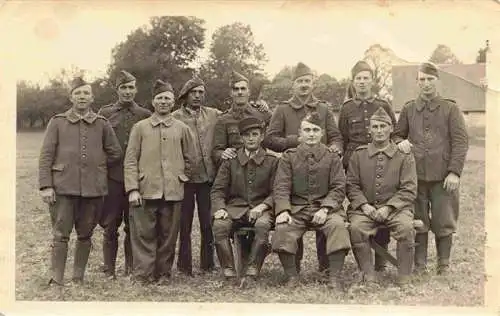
[414, 233, 428, 272]
[215, 239, 236, 278]
[396, 240, 414, 281]
[102, 238, 118, 276]
[396, 274, 411, 287]
[72, 240, 91, 282]
[50, 241, 68, 285]
[436, 235, 452, 275]
[437, 264, 450, 275]
[223, 267, 237, 278]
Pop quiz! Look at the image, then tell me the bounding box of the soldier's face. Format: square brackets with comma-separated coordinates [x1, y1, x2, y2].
[152, 91, 175, 115]
[231, 81, 250, 107]
[299, 120, 323, 145]
[117, 81, 137, 102]
[293, 75, 314, 97]
[187, 86, 205, 108]
[370, 120, 393, 144]
[242, 128, 264, 151]
[417, 72, 438, 96]
[353, 71, 373, 95]
[70, 85, 94, 111]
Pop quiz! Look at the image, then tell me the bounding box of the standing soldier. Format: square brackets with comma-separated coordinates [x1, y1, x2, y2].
[39, 77, 122, 286]
[338, 60, 397, 272]
[265, 62, 343, 274]
[347, 107, 417, 286]
[394, 62, 469, 275]
[97, 70, 152, 278]
[124, 79, 197, 284]
[211, 117, 278, 279]
[172, 76, 220, 276]
[272, 113, 350, 290]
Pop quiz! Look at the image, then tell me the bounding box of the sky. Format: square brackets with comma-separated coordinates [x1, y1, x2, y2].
[1, 0, 499, 86]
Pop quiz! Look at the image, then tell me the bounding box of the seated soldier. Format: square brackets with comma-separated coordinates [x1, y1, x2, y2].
[272, 112, 351, 290]
[346, 107, 417, 286]
[211, 116, 278, 279]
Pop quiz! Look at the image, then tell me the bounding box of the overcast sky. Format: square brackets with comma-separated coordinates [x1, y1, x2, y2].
[1, 0, 499, 85]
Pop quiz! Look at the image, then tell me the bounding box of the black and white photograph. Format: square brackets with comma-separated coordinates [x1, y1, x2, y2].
[1, 0, 499, 314]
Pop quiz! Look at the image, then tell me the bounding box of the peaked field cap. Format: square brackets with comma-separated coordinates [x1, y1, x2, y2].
[115, 70, 136, 88]
[69, 76, 90, 93]
[178, 77, 205, 100]
[302, 111, 322, 127]
[152, 79, 174, 97]
[370, 107, 392, 125]
[238, 116, 264, 134]
[351, 60, 373, 78]
[230, 70, 249, 87]
[293, 62, 313, 81]
[418, 62, 439, 78]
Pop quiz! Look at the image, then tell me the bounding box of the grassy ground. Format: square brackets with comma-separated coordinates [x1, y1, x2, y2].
[16, 130, 485, 305]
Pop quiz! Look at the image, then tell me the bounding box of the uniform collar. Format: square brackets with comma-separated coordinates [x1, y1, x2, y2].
[182, 104, 202, 116]
[237, 147, 265, 166]
[65, 109, 97, 124]
[367, 142, 397, 158]
[115, 100, 139, 110]
[288, 95, 319, 110]
[416, 94, 440, 112]
[353, 94, 376, 106]
[297, 143, 328, 162]
[150, 113, 174, 127]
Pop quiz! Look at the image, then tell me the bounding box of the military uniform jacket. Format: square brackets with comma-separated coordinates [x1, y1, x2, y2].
[211, 148, 278, 220]
[273, 143, 346, 216]
[393, 95, 469, 181]
[38, 109, 122, 197]
[98, 101, 152, 182]
[346, 142, 417, 214]
[172, 105, 222, 183]
[212, 104, 271, 168]
[338, 96, 397, 168]
[123, 114, 197, 201]
[264, 95, 343, 153]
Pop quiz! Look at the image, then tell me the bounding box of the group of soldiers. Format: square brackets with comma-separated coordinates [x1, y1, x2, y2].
[38, 59, 469, 291]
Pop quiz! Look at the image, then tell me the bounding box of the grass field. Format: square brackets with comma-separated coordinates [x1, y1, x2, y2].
[16, 131, 485, 305]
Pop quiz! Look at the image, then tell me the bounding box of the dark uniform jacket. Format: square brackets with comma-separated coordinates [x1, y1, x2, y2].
[212, 104, 271, 167]
[393, 95, 469, 181]
[38, 109, 122, 197]
[265, 95, 343, 153]
[338, 96, 397, 168]
[98, 101, 151, 182]
[346, 142, 417, 215]
[273, 143, 346, 216]
[211, 147, 278, 219]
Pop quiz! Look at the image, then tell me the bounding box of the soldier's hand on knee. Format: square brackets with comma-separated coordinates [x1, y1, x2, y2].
[221, 148, 237, 160]
[249, 204, 266, 222]
[361, 203, 377, 221]
[327, 144, 342, 155]
[128, 190, 142, 207]
[214, 209, 228, 220]
[397, 140, 413, 154]
[375, 206, 391, 223]
[443, 172, 460, 193]
[276, 211, 292, 225]
[312, 208, 328, 225]
[40, 187, 56, 205]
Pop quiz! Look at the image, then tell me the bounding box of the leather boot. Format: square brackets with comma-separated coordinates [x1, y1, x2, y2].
[72, 239, 92, 283]
[49, 241, 68, 286]
[215, 239, 236, 278]
[414, 233, 428, 273]
[296, 237, 304, 274]
[436, 235, 452, 275]
[396, 240, 414, 286]
[102, 238, 118, 278]
[246, 239, 268, 277]
[327, 250, 347, 291]
[352, 242, 376, 283]
[374, 228, 390, 272]
[124, 234, 133, 276]
[278, 252, 299, 286]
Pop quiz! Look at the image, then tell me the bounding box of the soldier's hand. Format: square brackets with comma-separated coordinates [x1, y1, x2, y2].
[375, 206, 391, 223]
[276, 211, 292, 225]
[128, 190, 143, 207]
[40, 187, 56, 205]
[249, 204, 267, 222]
[443, 172, 460, 193]
[328, 144, 342, 155]
[397, 140, 413, 154]
[311, 208, 328, 225]
[214, 209, 228, 220]
[221, 148, 237, 160]
[361, 203, 377, 221]
[254, 99, 270, 113]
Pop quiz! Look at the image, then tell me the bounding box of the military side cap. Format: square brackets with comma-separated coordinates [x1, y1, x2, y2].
[238, 116, 264, 134]
[419, 62, 439, 78]
[351, 60, 373, 78]
[302, 111, 322, 127]
[370, 107, 392, 125]
[115, 70, 136, 89]
[69, 76, 89, 93]
[293, 62, 313, 81]
[230, 70, 249, 87]
[152, 79, 174, 97]
[178, 76, 205, 100]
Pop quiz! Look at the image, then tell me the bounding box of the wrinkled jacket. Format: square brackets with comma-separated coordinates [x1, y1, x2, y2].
[38, 109, 122, 197]
[338, 96, 397, 168]
[273, 143, 346, 216]
[264, 95, 343, 153]
[393, 95, 469, 181]
[123, 114, 197, 201]
[211, 148, 278, 219]
[346, 142, 417, 215]
[172, 105, 221, 183]
[212, 104, 271, 167]
[98, 101, 152, 182]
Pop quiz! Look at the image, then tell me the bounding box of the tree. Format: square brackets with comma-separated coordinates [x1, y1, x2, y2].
[429, 44, 462, 64]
